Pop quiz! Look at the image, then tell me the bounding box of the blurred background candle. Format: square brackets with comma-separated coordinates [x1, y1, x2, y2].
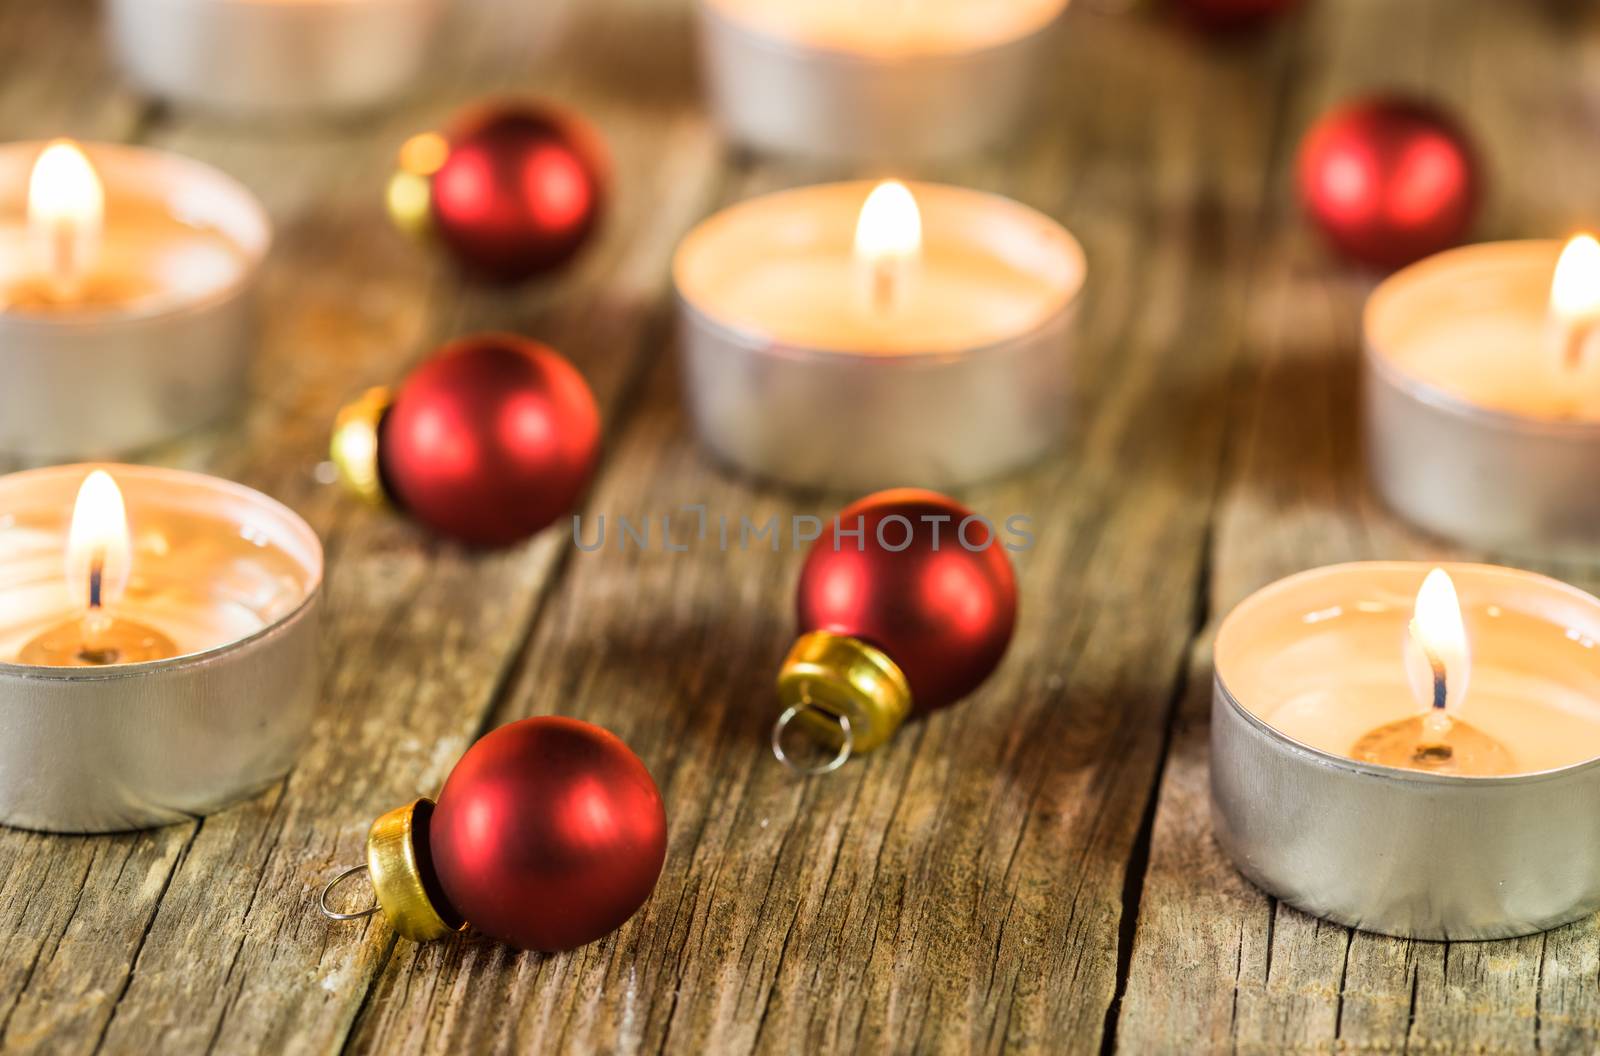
[0, 464, 321, 833]
[697, 0, 1068, 161]
[674, 179, 1085, 490]
[0, 140, 267, 458]
[108, 0, 445, 117]
[1211, 562, 1600, 939]
[1365, 237, 1600, 553]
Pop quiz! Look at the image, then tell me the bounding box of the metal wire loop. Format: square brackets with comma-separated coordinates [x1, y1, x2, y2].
[319, 864, 379, 921]
[771, 702, 853, 775]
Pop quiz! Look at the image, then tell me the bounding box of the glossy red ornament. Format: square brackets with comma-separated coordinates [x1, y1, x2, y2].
[1175, 0, 1299, 30]
[379, 334, 600, 547]
[796, 489, 1018, 714]
[429, 102, 607, 282]
[1297, 96, 1480, 270]
[427, 717, 668, 952]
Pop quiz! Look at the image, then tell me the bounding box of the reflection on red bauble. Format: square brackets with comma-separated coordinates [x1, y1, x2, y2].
[429, 717, 668, 952]
[430, 102, 607, 282]
[1297, 96, 1480, 270]
[1176, 0, 1300, 30]
[796, 489, 1018, 713]
[381, 334, 600, 547]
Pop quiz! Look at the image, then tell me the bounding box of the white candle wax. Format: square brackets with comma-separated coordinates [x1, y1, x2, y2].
[705, 0, 1069, 56]
[675, 180, 1083, 355]
[1367, 240, 1600, 420]
[0, 140, 251, 317]
[0, 466, 316, 665]
[1216, 563, 1600, 777]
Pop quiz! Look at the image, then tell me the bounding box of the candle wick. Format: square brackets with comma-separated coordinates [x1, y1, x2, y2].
[43, 218, 84, 301]
[871, 259, 896, 314]
[1424, 645, 1447, 712]
[1564, 318, 1598, 372]
[88, 549, 104, 611]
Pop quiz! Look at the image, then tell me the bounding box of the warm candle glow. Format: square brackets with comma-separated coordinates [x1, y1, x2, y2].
[27, 139, 104, 294]
[1406, 567, 1470, 722]
[66, 469, 132, 615]
[854, 180, 921, 264]
[854, 180, 921, 313]
[1548, 234, 1600, 372]
[1550, 234, 1600, 322]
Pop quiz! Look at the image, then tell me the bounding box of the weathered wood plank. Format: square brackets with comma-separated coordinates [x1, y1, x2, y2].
[345, 7, 1297, 1053]
[1116, 1, 1600, 1054]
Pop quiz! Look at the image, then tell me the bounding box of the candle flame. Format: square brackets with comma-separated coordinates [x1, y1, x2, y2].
[1405, 567, 1470, 717]
[1551, 234, 1600, 323]
[854, 180, 922, 264]
[66, 470, 132, 614]
[28, 139, 104, 292]
[854, 181, 921, 313]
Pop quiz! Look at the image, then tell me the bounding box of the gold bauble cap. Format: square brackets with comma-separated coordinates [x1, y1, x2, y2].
[365, 798, 465, 942]
[776, 630, 913, 756]
[330, 386, 393, 508]
[386, 131, 448, 243]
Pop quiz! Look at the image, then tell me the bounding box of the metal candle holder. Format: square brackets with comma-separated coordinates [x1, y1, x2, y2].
[108, 0, 444, 117]
[0, 465, 322, 833]
[674, 181, 1086, 492]
[0, 141, 269, 459]
[1364, 240, 1600, 555]
[1211, 562, 1600, 940]
[696, 1, 1063, 162]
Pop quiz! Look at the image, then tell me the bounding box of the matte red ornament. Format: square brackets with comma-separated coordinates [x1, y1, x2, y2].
[797, 489, 1018, 714]
[428, 717, 668, 953]
[1297, 96, 1480, 270]
[1175, 0, 1299, 30]
[378, 333, 600, 547]
[429, 102, 607, 282]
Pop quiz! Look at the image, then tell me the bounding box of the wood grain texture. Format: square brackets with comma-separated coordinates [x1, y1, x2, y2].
[0, 0, 1597, 1053]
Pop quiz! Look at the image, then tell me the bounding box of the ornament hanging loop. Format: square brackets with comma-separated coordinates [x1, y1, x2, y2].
[771, 702, 853, 775]
[319, 864, 379, 921]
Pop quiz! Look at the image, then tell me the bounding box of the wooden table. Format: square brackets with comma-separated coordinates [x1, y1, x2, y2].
[3, 0, 1600, 1051]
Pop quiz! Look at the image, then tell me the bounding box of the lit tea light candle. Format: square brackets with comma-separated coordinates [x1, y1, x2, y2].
[0, 139, 268, 457]
[1365, 236, 1600, 552]
[0, 464, 322, 833]
[107, 0, 444, 117]
[697, 0, 1068, 160]
[17, 470, 178, 667]
[1211, 562, 1600, 939]
[674, 179, 1085, 490]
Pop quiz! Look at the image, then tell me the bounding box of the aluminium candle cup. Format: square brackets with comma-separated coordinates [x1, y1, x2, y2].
[1210, 562, 1600, 941]
[673, 182, 1085, 492]
[0, 142, 269, 459]
[696, 1, 1063, 161]
[1364, 240, 1600, 555]
[0, 465, 322, 834]
[108, 0, 444, 117]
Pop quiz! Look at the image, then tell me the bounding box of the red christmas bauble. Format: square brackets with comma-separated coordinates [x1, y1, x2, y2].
[1175, 0, 1299, 30]
[796, 489, 1017, 713]
[380, 334, 600, 547]
[1297, 96, 1480, 270]
[428, 717, 667, 952]
[430, 102, 607, 282]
